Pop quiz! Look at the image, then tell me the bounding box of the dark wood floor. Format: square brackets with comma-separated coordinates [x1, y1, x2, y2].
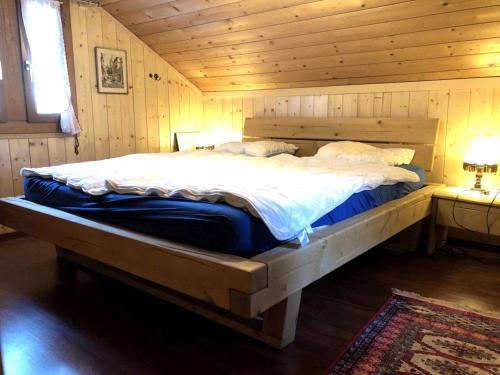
[0, 236, 499, 375]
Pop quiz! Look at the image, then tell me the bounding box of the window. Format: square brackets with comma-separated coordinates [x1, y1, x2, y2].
[0, 0, 79, 134]
[19, 0, 69, 123]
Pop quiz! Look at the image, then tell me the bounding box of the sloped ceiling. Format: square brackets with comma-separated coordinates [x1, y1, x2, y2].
[102, 0, 500, 92]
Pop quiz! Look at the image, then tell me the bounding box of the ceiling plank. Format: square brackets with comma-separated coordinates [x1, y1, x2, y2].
[104, 0, 500, 91]
[184, 39, 500, 78]
[161, 6, 500, 61]
[102, 0, 174, 16]
[115, 0, 240, 26]
[198, 67, 500, 91]
[192, 53, 500, 87]
[151, 0, 499, 53]
[129, 0, 323, 34]
[141, 0, 406, 44]
[170, 22, 500, 70]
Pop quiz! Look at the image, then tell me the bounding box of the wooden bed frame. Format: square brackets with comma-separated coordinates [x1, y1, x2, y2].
[0, 117, 442, 348]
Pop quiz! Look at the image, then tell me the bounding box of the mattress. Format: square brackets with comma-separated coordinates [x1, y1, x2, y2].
[23, 164, 425, 256]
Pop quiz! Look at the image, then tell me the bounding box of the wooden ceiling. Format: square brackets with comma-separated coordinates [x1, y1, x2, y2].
[102, 0, 500, 92]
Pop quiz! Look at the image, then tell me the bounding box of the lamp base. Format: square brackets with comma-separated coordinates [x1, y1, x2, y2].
[470, 170, 490, 194]
[469, 187, 490, 195]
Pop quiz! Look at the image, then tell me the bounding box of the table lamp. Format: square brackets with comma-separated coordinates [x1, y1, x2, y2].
[462, 137, 499, 194]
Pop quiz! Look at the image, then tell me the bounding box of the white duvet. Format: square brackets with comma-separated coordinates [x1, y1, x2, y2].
[21, 151, 419, 243]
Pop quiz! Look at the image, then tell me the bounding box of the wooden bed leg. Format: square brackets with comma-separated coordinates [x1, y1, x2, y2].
[262, 290, 302, 349]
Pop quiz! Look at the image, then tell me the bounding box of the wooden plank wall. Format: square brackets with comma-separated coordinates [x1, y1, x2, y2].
[203, 79, 500, 191]
[0, 5, 203, 234]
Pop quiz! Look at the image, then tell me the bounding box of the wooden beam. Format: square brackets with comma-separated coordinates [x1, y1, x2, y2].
[244, 117, 439, 144]
[239, 184, 442, 317]
[0, 197, 268, 311]
[57, 247, 300, 348]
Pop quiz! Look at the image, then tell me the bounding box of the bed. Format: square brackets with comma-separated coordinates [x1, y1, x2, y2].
[0, 117, 443, 348]
[22, 162, 425, 256]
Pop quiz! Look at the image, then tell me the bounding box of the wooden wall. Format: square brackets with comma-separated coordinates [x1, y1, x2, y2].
[203, 78, 500, 191]
[0, 4, 203, 234]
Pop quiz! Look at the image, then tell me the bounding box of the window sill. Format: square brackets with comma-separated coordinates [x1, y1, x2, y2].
[0, 121, 66, 139]
[0, 132, 71, 140]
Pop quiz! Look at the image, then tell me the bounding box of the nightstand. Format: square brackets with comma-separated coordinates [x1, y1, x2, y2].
[427, 186, 500, 254]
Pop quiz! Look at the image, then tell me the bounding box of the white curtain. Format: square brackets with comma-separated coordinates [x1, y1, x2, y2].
[20, 0, 81, 135]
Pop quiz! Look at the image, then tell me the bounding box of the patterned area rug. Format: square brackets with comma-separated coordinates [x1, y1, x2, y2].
[326, 289, 500, 375]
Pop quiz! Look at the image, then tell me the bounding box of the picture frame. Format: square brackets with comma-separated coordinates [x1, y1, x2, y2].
[95, 47, 128, 94]
[175, 132, 202, 151]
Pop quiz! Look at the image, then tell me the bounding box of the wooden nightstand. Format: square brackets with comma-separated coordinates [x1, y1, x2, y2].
[427, 186, 500, 254]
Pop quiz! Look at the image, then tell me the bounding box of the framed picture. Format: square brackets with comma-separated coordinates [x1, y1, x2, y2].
[95, 47, 128, 94]
[175, 132, 202, 151]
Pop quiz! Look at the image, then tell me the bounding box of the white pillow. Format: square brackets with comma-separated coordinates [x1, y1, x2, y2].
[315, 141, 386, 163]
[214, 142, 246, 154]
[244, 140, 298, 157]
[383, 148, 415, 165]
[315, 141, 415, 165]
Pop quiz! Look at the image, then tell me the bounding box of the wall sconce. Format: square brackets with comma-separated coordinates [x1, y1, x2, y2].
[463, 137, 499, 194]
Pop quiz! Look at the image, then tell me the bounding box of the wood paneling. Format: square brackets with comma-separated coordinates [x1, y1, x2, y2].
[0, 5, 203, 235]
[0, 0, 26, 119]
[0, 139, 13, 196]
[8, 138, 31, 196]
[204, 78, 500, 190]
[104, 0, 500, 91]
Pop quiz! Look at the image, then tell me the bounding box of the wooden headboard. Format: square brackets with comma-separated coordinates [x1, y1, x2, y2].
[243, 117, 440, 171]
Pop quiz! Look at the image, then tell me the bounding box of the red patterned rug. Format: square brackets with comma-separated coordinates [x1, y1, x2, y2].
[325, 289, 500, 375]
